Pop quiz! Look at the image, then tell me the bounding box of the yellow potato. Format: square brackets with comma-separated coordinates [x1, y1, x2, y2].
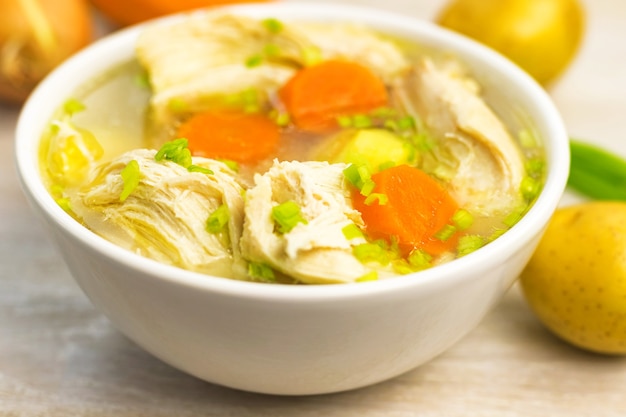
[520, 201, 626, 354]
[436, 0, 585, 86]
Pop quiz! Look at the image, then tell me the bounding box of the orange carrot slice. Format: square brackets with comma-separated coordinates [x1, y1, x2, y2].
[352, 164, 460, 256]
[278, 60, 389, 132]
[176, 109, 280, 164]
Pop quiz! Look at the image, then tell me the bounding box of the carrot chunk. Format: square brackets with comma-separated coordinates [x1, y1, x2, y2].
[176, 109, 280, 164]
[278, 60, 389, 132]
[351, 164, 460, 256]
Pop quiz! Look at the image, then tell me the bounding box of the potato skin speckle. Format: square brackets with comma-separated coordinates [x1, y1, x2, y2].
[520, 201, 626, 354]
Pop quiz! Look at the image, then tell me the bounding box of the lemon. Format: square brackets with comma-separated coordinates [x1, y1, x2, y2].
[436, 0, 585, 85]
[519, 202, 626, 355]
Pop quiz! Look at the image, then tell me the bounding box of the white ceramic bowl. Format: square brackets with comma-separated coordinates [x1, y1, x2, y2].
[15, 2, 569, 395]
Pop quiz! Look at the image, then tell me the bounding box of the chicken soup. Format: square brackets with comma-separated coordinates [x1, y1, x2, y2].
[39, 13, 545, 284]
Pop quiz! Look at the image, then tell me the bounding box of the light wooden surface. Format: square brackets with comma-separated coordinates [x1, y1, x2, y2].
[2, 0, 626, 415]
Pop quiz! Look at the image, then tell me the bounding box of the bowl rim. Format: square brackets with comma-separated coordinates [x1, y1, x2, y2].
[14, 1, 570, 303]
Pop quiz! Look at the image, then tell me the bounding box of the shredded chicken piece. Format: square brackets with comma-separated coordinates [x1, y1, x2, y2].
[240, 160, 380, 284]
[294, 22, 409, 83]
[136, 14, 295, 125]
[136, 13, 409, 126]
[407, 58, 526, 215]
[70, 149, 248, 279]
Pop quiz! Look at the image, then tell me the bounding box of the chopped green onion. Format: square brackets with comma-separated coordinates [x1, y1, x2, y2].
[434, 224, 457, 242]
[452, 209, 474, 231]
[503, 205, 527, 227]
[360, 179, 376, 197]
[120, 160, 140, 202]
[219, 159, 239, 172]
[520, 176, 542, 201]
[50, 183, 64, 197]
[188, 165, 213, 175]
[397, 116, 415, 131]
[343, 163, 376, 196]
[262, 18, 283, 33]
[352, 114, 373, 129]
[356, 271, 379, 282]
[343, 164, 361, 186]
[342, 223, 364, 240]
[364, 192, 388, 206]
[272, 200, 308, 233]
[457, 235, 485, 257]
[206, 204, 230, 233]
[263, 43, 281, 57]
[392, 259, 414, 275]
[134, 72, 151, 89]
[248, 262, 276, 282]
[357, 165, 371, 181]
[353, 243, 389, 265]
[488, 228, 507, 242]
[155, 138, 192, 168]
[245, 55, 264, 68]
[407, 249, 432, 270]
[525, 158, 545, 177]
[56, 197, 72, 212]
[63, 98, 85, 116]
[383, 119, 398, 131]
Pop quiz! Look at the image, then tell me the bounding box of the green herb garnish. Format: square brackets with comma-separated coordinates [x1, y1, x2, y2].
[206, 204, 230, 233]
[262, 18, 283, 34]
[272, 200, 308, 233]
[188, 165, 213, 175]
[457, 235, 485, 257]
[452, 209, 474, 231]
[263, 43, 281, 57]
[520, 175, 542, 201]
[407, 249, 432, 270]
[353, 242, 390, 265]
[364, 192, 388, 206]
[120, 159, 140, 202]
[434, 224, 457, 242]
[155, 138, 192, 168]
[342, 223, 365, 240]
[63, 98, 86, 116]
[245, 55, 264, 68]
[248, 262, 276, 282]
[134, 72, 151, 89]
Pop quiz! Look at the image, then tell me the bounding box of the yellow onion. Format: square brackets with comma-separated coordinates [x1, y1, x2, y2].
[0, 0, 93, 104]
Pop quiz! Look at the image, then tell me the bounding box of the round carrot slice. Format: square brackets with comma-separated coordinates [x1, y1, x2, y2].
[176, 109, 280, 164]
[352, 164, 460, 256]
[278, 60, 389, 132]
